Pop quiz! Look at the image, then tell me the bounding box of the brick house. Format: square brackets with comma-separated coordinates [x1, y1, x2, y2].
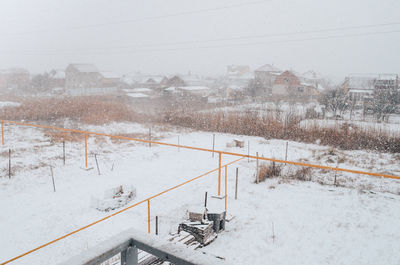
[253, 64, 282, 97]
[272, 71, 318, 98]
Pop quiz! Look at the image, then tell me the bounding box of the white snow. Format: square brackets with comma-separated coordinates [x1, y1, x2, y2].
[0, 123, 400, 265]
[0, 101, 21, 108]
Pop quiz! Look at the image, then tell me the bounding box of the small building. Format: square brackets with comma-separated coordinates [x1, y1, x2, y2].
[65, 64, 102, 90]
[100, 71, 120, 88]
[253, 64, 282, 97]
[272, 71, 318, 98]
[0, 68, 30, 91]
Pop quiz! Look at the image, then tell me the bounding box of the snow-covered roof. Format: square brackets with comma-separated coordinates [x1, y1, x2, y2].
[302, 70, 322, 80]
[0, 68, 29, 74]
[69, 64, 99, 73]
[377, 74, 398, 81]
[100, 71, 120, 79]
[164, 87, 176, 92]
[179, 86, 211, 91]
[255, 64, 281, 73]
[348, 89, 374, 94]
[130, 88, 152, 93]
[346, 75, 376, 89]
[127, 93, 149, 98]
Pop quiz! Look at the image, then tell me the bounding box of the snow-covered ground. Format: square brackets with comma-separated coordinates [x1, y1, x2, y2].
[1, 122, 400, 265]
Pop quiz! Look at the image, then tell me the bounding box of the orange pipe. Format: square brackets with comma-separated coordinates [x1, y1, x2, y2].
[218, 152, 222, 195]
[0, 157, 244, 265]
[147, 200, 150, 234]
[84, 134, 88, 168]
[2, 120, 400, 180]
[225, 165, 227, 211]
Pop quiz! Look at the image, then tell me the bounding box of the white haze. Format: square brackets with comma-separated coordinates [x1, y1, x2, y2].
[0, 0, 399, 81]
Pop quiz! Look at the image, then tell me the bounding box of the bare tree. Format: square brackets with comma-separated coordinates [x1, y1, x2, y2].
[318, 87, 349, 119]
[372, 89, 400, 122]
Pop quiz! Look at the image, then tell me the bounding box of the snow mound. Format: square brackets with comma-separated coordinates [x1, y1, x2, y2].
[91, 185, 136, 212]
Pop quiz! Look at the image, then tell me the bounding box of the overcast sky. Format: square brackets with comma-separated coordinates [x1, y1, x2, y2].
[0, 0, 399, 81]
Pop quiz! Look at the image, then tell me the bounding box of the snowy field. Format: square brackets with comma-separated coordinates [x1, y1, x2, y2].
[1, 122, 400, 264]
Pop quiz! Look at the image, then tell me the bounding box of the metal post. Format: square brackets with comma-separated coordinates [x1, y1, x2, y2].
[204, 191, 208, 208]
[62, 141, 65, 165]
[155, 216, 159, 236]
[1, 120, 4, 145]
[147, 200, 151, 234]
[8, 149, 11, 179]
[218, 152, 222, 196]
[285, 141, 288, 164]
[121, 245, 138, 265]
[212, 134, 215, 158]
[235, 167, 238, 200]
[84, 134, 88, 168]
[247, 140, 250, 162]
[178, 136, 180, 152]
[95, 154, 101, 175]
[149, 128, 151, 147]
[225, 165, 227, 211]
[50, 166, 56, 192]
[256, 152, 259, 184]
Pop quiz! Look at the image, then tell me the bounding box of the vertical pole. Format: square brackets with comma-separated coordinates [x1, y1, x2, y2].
[235, 167, 238, 200]
[8, 149, 11, 179]
[50, 166, 56, 192]
[1, 120, 4, 146]
[285, 141, 288, 164]
[84, 134, 88, 168]
[95, 154, 100, 175]
[204, 191, 208, 208]
[218, 152, 222, 196]
[147, 200, 151, 234]
[63, 141, 66, 165]
[149, 128, 151, 147]
[247, 140, 250, 162]
[212, 134, 215, 158]
[225, 165, 227, 211]
[155, 216, 159, 235]
[121, 245, 138, 265]
[178, 136, 180, 152]
[256, 152, 259, 184]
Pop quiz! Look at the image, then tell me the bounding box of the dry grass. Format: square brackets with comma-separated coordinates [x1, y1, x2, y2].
[257, 162, 282, 182]
[0, 96, 142, 125]
[163, 109, 400, 153]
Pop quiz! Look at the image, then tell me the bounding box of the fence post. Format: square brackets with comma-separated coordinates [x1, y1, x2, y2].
[147, 200, 151, 234]
[218, 152, 222, 196]
[256, 152, 259, 184]
[149, 128, 151, 147]
[178, 136, 180, 152]
[204, 191, 208, 208]
[1, 120, 4, 145]
[212, 134, 215, 158]
[235, 167, 238, 200]
[84, 134, 88, 168]
[50, 166, 56, 192]
[8, 149, 11, 179]
[155, 216, 159, 235]
[95, 154, 101, 175]
[225, 165, 227, 211]
[247, 140, 250, 162]
[285, 141, 288, 164]
[63, 141, 65, 165]
[121, 245, 138, 265]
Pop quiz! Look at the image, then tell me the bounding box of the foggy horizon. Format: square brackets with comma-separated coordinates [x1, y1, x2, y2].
[0, 0, 399, 82]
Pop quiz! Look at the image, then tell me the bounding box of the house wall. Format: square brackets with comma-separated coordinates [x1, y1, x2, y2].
[65, 66, 102, 90]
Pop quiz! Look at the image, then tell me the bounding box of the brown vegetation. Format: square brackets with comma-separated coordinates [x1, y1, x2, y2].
[163, 110, 400, 153]
[0, 96, 142, 125]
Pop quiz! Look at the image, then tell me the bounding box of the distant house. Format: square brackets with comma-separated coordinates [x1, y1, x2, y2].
[343, 74, 376, 103]
[253, 64, 282, 97]
[100, 71, 120, 88]
[164, 75, 186, 87]
[65, 64, 119, 95]
[0, 68, 30, 91]
[272, 71, 318, 98]
[49, 69, 66, 91]
[227, 65, 250, 77]
[65, 64, 102, 89]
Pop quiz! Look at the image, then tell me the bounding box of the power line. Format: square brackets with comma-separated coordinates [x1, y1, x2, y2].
[1, 0, 271, 37]
[4, 25, 400, 55]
